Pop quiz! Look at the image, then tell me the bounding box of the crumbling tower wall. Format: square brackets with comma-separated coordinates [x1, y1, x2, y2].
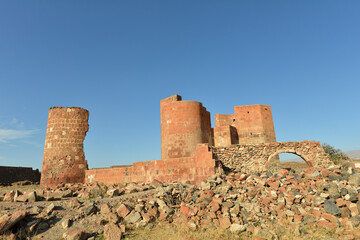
[40, 107, 89, 188]
[160, 95, 212, 159]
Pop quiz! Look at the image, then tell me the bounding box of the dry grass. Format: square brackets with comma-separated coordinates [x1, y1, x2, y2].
[122, 223, 243, 240]
[0, 183, 39, 193]
[120, 221, 358, 240]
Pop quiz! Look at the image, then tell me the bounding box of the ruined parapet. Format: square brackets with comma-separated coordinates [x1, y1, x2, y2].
[40, 107, 89, 188]
[160, 95, 212, 159]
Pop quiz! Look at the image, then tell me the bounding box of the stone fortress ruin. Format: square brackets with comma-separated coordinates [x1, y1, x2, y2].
[40, 95, 333, 188]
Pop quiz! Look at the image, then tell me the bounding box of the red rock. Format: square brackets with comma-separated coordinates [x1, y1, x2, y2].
[180, 203, 192, 217]
[318, 219, 337, 230]
[141, 212, 153, 222]
[210, 200, 221, 212]
[146, 208, 158, 217]
[218, 216, 231, 229]
[267, 181, 279, 189]
[336, 198, 347, 207]
[312, 209, 321, 217]
[104, 223, 122, 240]
[3, 191, 15, 202]
[321, 168, 331, 177]
[322, 212, 336, 222]
[116, 204, 132, 218]
[0, 210, 27, 234]
[278, 169, 289, 177]
[293, 215, 303, 223]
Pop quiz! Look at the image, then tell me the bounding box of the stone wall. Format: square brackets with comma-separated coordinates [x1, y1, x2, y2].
[40, 107, 89, 188]
[85, 144, 217, 185]
[0, 166, 40, 185]
[212, 141, 333, 174]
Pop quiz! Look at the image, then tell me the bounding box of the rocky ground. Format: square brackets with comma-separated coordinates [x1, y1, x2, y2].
[1, 162, 360, 240]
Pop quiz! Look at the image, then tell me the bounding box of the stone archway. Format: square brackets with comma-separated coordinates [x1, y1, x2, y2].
[211, 140, 333, 174]
[265, 149, 313, 174]
[266, 149, 314, 169]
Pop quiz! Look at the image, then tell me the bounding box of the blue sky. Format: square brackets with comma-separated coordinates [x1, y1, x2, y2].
[0, 1, 359, 170]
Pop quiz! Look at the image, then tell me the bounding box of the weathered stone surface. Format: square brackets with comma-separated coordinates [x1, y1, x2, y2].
[3, 191, 15, 202]
[124, 211, 141, 224]
[324, 200, 341, 216]
[81, 203, 97, 216]
[212, 141, 332, 174]
[63, 228, 86, 240]
[229, 223, 246, 233]
[0, 210, 27, 234]
[117, 204, 132, 218]
[27, 191, 37, 202]
[104, 223, 122, 240]
[349, 174, 360, 186]
[62, 218, 71, 229]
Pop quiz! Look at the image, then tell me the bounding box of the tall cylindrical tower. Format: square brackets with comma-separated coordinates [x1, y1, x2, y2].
[40, 107, 89, 188]
[161, 95, 211, 159]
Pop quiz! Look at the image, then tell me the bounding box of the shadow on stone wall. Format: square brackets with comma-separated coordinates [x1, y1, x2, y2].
[0, 166, 41, 185]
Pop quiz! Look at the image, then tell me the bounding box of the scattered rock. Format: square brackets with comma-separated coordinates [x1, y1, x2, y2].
[229, 223, 246, 233]
[63, 228, 86, 240]
[124, 211, 142, 224]
[104, 223, 122, 240]
[324, 200, 341, 216]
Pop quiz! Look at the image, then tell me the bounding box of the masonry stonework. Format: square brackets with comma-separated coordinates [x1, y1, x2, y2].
[40, 107, 89, 188]
[160, 95, 212, 159]
[214, 104, 276, 147]
[212, 141, 332, 174]
[0, 166, 40, 185]
[40, 95, 333, 187]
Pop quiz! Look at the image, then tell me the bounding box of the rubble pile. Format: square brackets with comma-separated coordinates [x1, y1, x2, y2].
[1, 165, 360, 239]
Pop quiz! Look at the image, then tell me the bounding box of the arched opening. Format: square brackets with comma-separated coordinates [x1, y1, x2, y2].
[279, 153, 309, 172]
[266, 150, 313, 174]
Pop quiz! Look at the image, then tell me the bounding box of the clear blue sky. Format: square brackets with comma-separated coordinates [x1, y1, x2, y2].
[0, 1, 359, 170]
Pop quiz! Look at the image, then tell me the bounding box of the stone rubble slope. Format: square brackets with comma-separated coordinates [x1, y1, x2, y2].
[1, 164, 360, 239]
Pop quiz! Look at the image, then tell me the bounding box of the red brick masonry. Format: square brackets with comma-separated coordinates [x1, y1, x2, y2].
[40, 107, 89, 188]
[85, 144, 216, 185]
[40, 95, 332, 187]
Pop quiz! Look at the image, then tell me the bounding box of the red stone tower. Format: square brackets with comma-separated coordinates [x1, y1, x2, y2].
[214, 104, 276, 147]
[234, 105, 276, 144]
[40, 107, 89, 188]
[160, 95, 212, 159]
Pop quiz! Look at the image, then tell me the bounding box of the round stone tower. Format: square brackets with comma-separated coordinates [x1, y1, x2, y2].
[161, 95, 212, 159]
[40, 107, 89, 188]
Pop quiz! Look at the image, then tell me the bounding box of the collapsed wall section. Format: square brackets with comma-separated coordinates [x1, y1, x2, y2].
[40, 107, 89, 188]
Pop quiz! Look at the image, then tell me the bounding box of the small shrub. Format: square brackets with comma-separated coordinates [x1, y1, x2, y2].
[322, 143, 349, 165]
